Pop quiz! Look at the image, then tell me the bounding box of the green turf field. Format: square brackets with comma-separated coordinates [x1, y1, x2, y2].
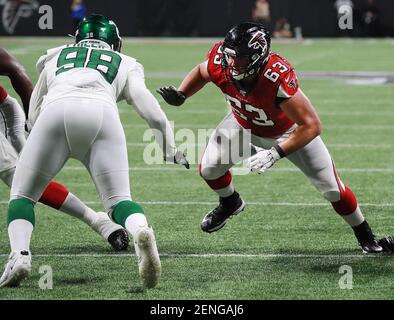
[0, 37, 393, 300]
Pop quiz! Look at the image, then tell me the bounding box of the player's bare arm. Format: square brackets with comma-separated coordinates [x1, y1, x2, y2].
[178, 61, 211, 97]
[277, 89, 321, 156]
[0, 48, 33, 116]
[157, 61, 211, 106]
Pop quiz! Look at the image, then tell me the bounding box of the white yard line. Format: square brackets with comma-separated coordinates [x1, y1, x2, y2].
[1, 200, 393, 207]
[59, 166, 394, 173]
[0, 253, 385, 259]
[123, 123, 394, 130]
[126, 142, 394, 149]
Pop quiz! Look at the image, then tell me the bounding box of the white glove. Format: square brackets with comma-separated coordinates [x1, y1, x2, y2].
[164, 149, 190, 169]
[246, 146, 281, 174]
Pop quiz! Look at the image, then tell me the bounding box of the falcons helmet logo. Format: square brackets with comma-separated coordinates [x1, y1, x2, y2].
[248, 30, 268, 53]
[1, 0, 39, 34]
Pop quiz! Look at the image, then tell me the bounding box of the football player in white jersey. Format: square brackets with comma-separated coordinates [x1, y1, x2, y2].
[0, 48, 129, 252]
[0, 14, 189, 289]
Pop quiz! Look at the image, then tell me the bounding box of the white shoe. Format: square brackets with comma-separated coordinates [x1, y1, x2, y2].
[0, 250, 31, 288]
[134, 226, 161, 289]
[92, 212, 129, 251]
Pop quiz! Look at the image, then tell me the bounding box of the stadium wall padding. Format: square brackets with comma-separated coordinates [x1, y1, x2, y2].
[0, 0, 393, 37]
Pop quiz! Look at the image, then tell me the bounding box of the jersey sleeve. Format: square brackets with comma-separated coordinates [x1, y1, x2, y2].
[121, 61, 145, 104]
[206, 42, 226, 86]
[123, 62, 177, 159]
[205, 44, 217, 60]
[27, 67, 48, 130]
[276, 69, 298, 99]
[36, 54, 47, 74]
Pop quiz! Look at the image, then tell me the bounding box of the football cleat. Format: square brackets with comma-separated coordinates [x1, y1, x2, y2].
[377, 236, 394, 253]
[107, 228, 130, 251]
[91, 212, 129, 251]
[201, 191, 245, 233]
[0, 250, 31, 288]
[134, 226, 161, 289]
[352, 220, 383, 254]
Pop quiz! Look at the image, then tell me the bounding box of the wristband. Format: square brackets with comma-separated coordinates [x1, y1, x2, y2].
[274, 144, 286, 158]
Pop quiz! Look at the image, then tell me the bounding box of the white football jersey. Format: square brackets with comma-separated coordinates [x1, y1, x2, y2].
[33, 40, 141, 107]
[28, 39, 177, 159]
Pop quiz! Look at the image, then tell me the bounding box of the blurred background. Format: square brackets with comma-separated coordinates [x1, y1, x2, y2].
[0, 0, 393, 38]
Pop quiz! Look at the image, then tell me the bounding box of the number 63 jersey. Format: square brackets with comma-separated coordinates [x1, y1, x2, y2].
[28, 41, 143, 126]
[207, 42, 299, 138]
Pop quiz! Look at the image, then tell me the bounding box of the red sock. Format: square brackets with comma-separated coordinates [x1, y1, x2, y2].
[0, 86, 8, 104]
[331, 161, 358, 215]
[39, 181, 69, 210]
[199, 165, 232, 191]
[331, 186, 358, 215]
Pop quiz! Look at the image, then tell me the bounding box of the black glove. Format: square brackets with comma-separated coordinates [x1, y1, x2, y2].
[156, 86, 186, 106]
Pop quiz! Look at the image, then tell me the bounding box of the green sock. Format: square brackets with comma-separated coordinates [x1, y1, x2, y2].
[8, 198, 35, 226]
[7, 198, 35, 252]
[112, 200, 144, 228]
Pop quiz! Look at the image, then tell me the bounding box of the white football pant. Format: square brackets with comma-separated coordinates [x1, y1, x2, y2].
[11, 97, 132, 210]
[200, 112, 343, 202]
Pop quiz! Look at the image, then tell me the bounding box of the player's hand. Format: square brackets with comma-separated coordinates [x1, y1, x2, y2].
[156, 86, 186, 106]
[246, 147, 281, 174]
[165, 149, 190, 169]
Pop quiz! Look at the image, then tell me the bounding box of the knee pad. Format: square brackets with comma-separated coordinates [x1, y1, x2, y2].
[322, 190, 341, 202]
[8, 197, 35, 226]
[111, 200, 144, 227]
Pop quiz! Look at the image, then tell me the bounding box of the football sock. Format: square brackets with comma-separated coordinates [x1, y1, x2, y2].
[200, 170, 234, 197]
[352, 220, 375, 242]
[0, 86, 7, 103]
[112, 200, 147, 237]
[59, 193, 99, 225]
[331, 186, 365, 227]
[215, 184, 235, 197]
[340, 207, 365, 227]
[220, 190, 241, 206]
[7, 198, 35, 252]
[0, 95, 27, 153]
[8, 220, 33, 252]
[125, 214, 148, 238]
[39, 181, 69, 209]
[39, 181, 98, 226]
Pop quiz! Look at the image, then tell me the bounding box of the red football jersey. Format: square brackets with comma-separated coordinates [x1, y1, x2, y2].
[206, 42, 298, 138]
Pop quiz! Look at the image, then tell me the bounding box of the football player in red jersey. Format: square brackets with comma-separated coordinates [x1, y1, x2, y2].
[158, 22, 394, 253]
[0, 48, 129, 251]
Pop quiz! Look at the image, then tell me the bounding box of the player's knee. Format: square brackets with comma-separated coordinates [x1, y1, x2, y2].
[8, 197, 35, 226]
[111, 200, 145, 227]
[322, 190, 341, 202]
[199, 164, 221, 180]
[1, 95, 18, 108]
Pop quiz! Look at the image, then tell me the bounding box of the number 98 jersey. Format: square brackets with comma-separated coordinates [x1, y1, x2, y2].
[207, 42, 299, 138]
[34, 42, 142, 109]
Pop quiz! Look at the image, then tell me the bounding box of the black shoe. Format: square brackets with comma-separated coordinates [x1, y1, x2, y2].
[352, 220, 383, 254]
[201, 192, 245, 233]
[108, 229, 130, 251]
[377, 236, 394, 252]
